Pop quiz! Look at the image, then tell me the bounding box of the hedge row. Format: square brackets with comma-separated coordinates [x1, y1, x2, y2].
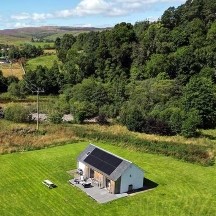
[71, 126, 215, 166]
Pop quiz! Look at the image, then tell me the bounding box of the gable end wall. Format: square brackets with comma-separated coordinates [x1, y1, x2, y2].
[120, 165, 144, 193]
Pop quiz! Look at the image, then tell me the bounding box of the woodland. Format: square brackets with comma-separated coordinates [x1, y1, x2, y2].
[1, 0, 216, 137]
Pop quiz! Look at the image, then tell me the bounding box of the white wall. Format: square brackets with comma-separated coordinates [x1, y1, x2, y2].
[78, 162, 86, 173]
[120, 165, 144, 193]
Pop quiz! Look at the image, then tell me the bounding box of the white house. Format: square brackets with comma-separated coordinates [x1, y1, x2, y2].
[77, 144, 144, 194]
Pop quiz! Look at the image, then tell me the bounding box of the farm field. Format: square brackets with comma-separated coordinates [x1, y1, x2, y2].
[0, 142, 215, 216]
[44, 31, 92, 41]
[0, 63, 24, 79]
[44, 49, 56, 54]
[0, 34, 28, 45]
[19, 42, 55, 48]
[25, 54, 58, 71]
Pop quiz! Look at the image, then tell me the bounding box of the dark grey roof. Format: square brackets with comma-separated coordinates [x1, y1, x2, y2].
[77, 144, 133, 181]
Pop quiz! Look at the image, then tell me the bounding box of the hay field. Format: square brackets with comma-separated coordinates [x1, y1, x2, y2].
[1, 63, 24, 79]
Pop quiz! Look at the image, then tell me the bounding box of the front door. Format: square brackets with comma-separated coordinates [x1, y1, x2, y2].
[90, 168, 94, 178]
[105, 178, 111, 190]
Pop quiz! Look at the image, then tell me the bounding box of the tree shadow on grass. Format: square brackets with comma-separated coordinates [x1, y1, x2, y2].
[127, 178, 158, 195]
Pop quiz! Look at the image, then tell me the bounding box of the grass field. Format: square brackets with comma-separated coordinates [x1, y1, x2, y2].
[0, 63, 24, 79]
[0, 35, 28, 45]
[25, 54, 58, 71]
[44, 49, 56, 54]
[44, 31, 91, 41]
[19, 42, 55, 48]
[0, 142, 215, 216]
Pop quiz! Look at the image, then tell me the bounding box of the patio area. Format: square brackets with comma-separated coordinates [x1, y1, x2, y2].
[69, 178, 128, 204]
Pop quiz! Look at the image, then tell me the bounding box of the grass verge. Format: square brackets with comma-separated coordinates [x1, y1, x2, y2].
[0, 121, 215, 166]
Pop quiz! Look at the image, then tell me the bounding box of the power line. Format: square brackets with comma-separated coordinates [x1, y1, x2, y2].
[24, 80, 44, 130]
[33, 88, 44, 131]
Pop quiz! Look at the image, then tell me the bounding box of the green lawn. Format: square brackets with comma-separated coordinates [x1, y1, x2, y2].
[25, 54, 58, 71]
[0, 142, 215, 216]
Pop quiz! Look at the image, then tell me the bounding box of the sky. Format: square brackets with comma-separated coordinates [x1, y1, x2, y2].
[0, 0, 185, 29]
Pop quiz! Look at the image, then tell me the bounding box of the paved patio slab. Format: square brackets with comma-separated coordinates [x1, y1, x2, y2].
[69, 179, 128, 204]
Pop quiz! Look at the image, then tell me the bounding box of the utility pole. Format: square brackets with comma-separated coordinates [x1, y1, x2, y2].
[10, 62, 13, 76]
[24, 79, 44, 131]
[34, 88, 44, 131]
[37, 90, 39, 130]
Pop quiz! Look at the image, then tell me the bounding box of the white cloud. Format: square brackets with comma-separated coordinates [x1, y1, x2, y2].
[11, 12, 53, 21]
[32, 13, 53, 21]
[75, 0, 110, 15]
[73, 23, 93, 27]
[14, 22, 31, 28]
[5, 21, 33, 29]
[11, 13, 30, 20]
[9, 0, 185, 23]
[55, 9, 73, 18]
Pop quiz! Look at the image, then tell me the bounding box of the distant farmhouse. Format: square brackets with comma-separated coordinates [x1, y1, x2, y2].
[77, 144, 144, 194]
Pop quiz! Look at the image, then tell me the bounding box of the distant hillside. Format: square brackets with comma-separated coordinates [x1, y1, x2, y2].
[0, 26, 108, 42]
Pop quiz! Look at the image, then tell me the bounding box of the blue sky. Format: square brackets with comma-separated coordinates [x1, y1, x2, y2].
[0, 0, 185, 29]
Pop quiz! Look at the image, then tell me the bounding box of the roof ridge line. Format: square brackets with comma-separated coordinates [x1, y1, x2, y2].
[89, 143, 132, 163]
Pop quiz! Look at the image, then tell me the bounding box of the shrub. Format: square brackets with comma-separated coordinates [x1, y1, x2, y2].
[54, 94, 70, 114]
[0, 92, 16, 101]
[96, 114, 109, 125]
[170, 108, 184, 134]
[120, 106, 174, 135]
[8, 82, 25, 98]
[71, 101, 97, 124]
[123, 109, 144, 132]
[4, 104, 31, 123]
[49, 112, 63, 124]
[142, 117, 173, 136]
[181, 109, 201, 137]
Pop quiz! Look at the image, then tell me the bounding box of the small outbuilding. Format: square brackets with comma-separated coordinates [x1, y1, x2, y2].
[77, 144, 144, 194]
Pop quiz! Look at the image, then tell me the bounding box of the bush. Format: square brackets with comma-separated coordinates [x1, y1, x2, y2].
[53, 94, 70, 114]
[170, 108, 184, 134]
[71, 101, 97, 124]
[181, 109, 201, 137]
[4, 104, 31, 123]
[8, 82, 25, 98]
[0, 92, 16, 101]
[96, 114, 109, 125]
[120, 106, 174, 135]
[49, 112, 63, 124]
[142, 117, 173, 136]
[121, 108, 143, 132]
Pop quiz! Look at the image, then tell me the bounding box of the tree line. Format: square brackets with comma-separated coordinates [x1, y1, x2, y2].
[0, 44, 43, 60]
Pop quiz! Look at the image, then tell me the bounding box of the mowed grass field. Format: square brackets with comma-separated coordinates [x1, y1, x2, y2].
[25, 54, 58, 71]
[0, 142, 215, 216]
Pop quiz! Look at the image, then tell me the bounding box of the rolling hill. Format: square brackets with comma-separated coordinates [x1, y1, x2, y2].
[0, 26, 108, 44]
